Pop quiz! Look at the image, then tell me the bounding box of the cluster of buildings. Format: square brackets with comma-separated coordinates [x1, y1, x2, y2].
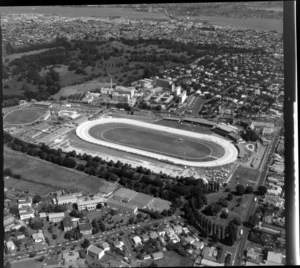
[2, 10, 282, 57]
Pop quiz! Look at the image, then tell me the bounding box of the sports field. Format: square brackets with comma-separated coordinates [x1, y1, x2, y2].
[4, 107, 45, 125]
[4, 146, 112, 194]
[89, 123, 222, 161]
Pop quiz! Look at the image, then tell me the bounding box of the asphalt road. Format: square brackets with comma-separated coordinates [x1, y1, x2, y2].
[233, 131, 281, 266]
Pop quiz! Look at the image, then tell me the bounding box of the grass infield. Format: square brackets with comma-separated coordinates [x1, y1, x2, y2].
[88, 123, 225, 162]
[4, 107, 45, 125]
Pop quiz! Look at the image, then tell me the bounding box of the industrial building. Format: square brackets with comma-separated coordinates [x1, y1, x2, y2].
[106, 198, 138, 214]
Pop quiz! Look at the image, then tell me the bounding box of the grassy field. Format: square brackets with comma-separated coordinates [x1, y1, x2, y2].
[4, 176, 57, 196]
[88, 123, 225, 161]
[231, 165, 260, 187]
[4, 146, 112, 194]
[11, 259, 45, 268]
[4, 107, 45, 125]
[154, 250, 194, 267]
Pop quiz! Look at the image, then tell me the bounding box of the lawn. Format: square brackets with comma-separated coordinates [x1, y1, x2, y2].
[4, 146, 112, 194]
[154, 250, 194, 267]
[4, 108, 46, 125]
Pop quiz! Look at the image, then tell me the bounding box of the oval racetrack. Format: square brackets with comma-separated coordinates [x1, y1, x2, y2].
[76, 118, 238, 167]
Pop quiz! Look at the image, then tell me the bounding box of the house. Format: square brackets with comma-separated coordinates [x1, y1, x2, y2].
[182, 227, 190, 234]
[6, 241, 16, 251]
[63, 251, 80, 267]
[87, 245, 105, 259]
[25, 240, 34, 250]
[141, 233, 150, 242]
[17, 234, 25, 241]
[152, 251, 164, 260]
[143, 254, 151, 260]
[150, 231, 158, 239]
[71, 217, 80, 227]
[173, 225, 183, 235]
[102, 242, 110, 251]
[79, 222, 93, 235]
[157, 227, 166, 236]
[4, 215, 16, 227]
[19, 206, 35, 221]
[202, 246, 219, 262]
[159, 236, 166, 246]
[18, 197, 32, 208]
[39, 212, 48, 219]
[191, 240, 205, 250]
[62, 217, 73, 232]
[164, 226, 175, 235]
[48, 212, 65, 223]
[114, 240, 124, 249]
[184, 235, 195, 244]
[32, 231, 45, 243]
[132, 236, 142, 246]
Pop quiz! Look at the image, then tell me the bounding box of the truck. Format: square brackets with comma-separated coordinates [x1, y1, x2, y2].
[240, 229, 243, 235]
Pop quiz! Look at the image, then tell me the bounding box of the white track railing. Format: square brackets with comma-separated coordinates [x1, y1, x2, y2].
[76, 118, 238, 167]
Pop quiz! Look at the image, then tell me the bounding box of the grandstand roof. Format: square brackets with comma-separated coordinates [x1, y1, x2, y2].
[163, 117, 180, 121]
[182, 117, 216, 127]
[214, 124, 234, 133]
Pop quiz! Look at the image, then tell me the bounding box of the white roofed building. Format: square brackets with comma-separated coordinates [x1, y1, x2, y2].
[48, 212, 65, 223]
[56, 194, 78, 205]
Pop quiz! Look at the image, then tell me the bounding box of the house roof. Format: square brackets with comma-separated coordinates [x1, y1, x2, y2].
[152, 251, 164, 259]
[267, 251, 283, 264]
[48, 212, 65, 219]
[79, 222, 92, 231]
[32, 232, 44, 240]
[133, 236, 141, 244]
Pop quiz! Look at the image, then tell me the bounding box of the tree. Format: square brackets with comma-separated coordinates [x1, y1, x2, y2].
[245, 186, 254, 194]
[232, 217, 242, 226]
[218, 198, 228, 207]
[32, 194, 42, 204]
[227, 193, 233, 201]
[220, 210, 228, 219]
[64, 231, 72, 240]
[4, 261, 12, 268]
[79, 249, 86, 258]
[82, 238, 90, 249]
[3, 168, 12, 176]
[30, 219, 44, 230]
[236, 184, 245, 195]
[211, 233, 219, 243]
[248, 214, 260, 228]
[257, 186, 267, 196]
